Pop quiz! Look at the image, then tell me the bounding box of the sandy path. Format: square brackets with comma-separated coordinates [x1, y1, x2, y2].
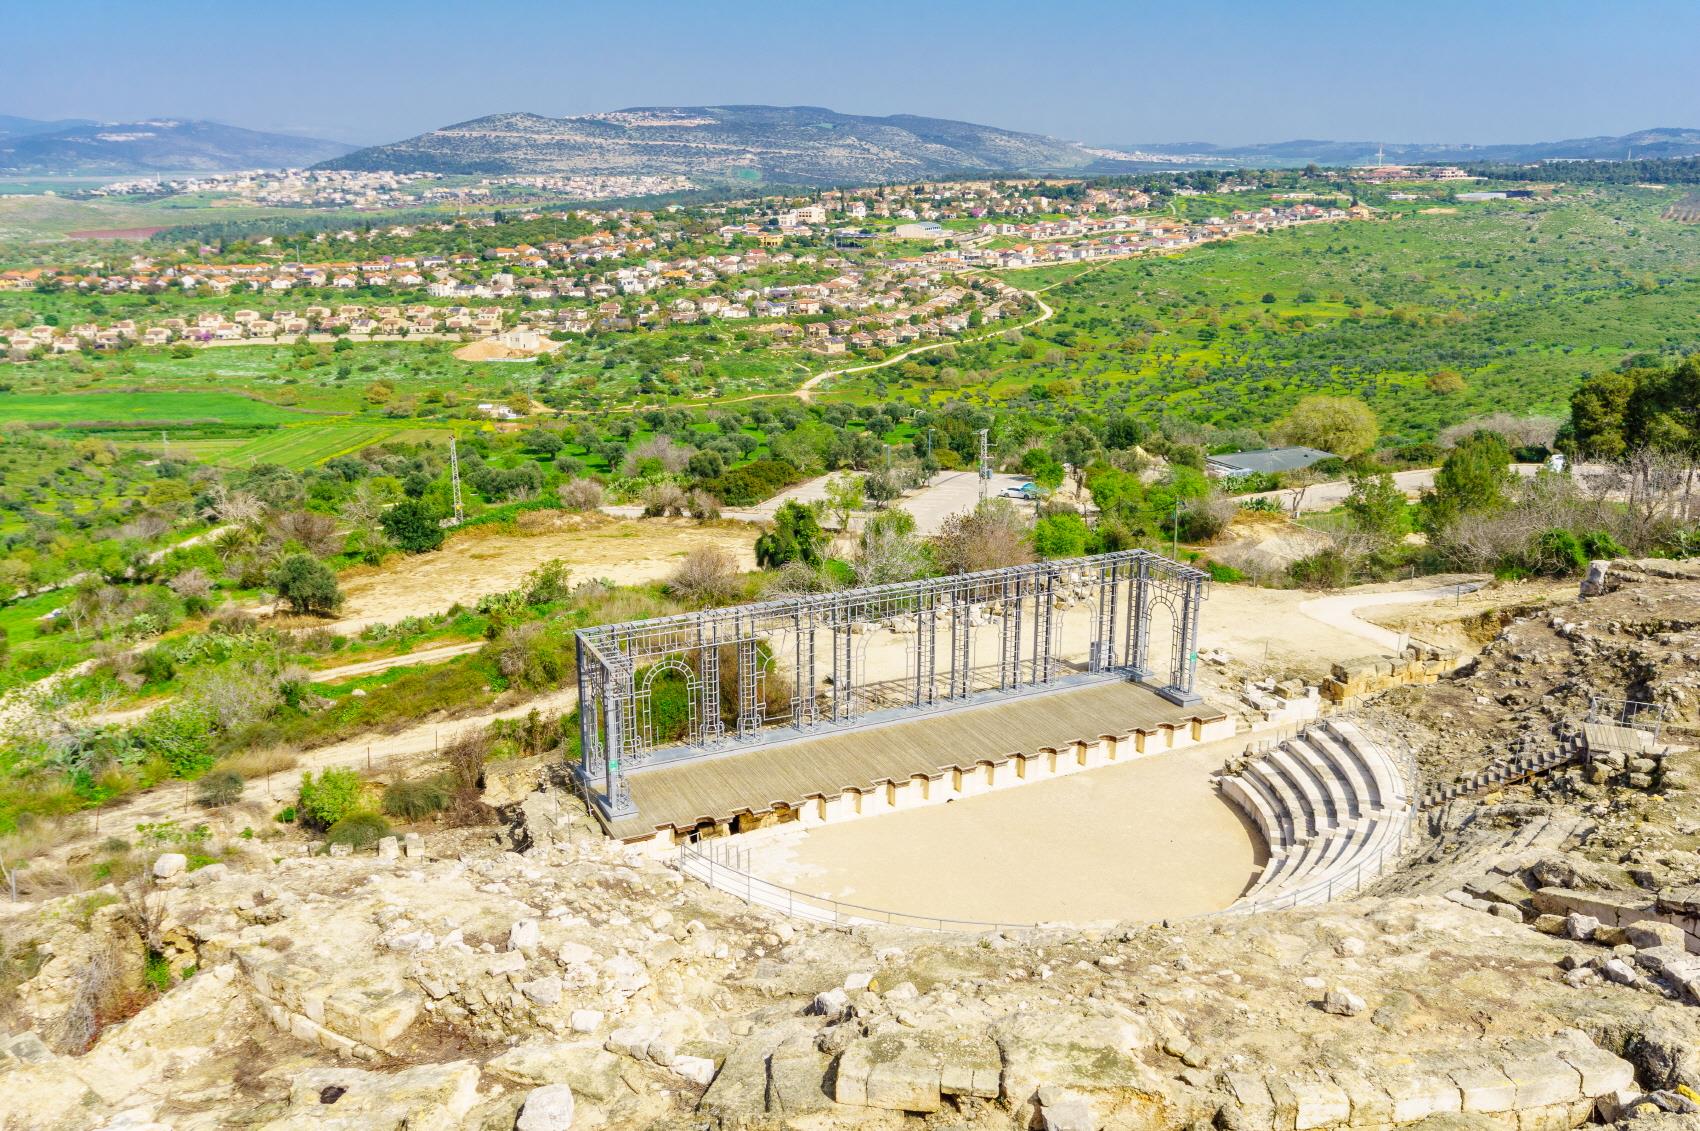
[740, 733, 1260, 925]
[72, 686, 582, 841]
[1200, 576, 1488, 674]
[332, 516, 756, 633]
[1298, 582, 1485, 653]
[309, 640, 484, 681]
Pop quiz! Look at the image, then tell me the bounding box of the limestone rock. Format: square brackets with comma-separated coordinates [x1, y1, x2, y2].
[152, 853, 187, 882]
[1323, 986, 1366, 1016]
[516, 1083, 575, 1131]
[509, 918, 541, 953]
[258, 1061, 480, 1130]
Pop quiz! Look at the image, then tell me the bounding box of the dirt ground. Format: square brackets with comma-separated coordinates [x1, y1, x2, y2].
[333, 513, 757, 632]
[1200, 574, 1485, 676]
[742, 734, 1262, 925]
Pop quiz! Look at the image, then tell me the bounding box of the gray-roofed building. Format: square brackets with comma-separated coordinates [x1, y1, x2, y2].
[1205, 446, 1337, 478]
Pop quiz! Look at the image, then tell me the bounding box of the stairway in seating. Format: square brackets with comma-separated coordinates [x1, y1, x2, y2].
[1217, 717, 1417, 911]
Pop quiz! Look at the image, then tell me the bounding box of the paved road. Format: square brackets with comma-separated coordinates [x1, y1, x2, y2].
[1241, 463, 1612, 516]
[1298, 581, 1486, 653]
[603, 469, 1033, 535]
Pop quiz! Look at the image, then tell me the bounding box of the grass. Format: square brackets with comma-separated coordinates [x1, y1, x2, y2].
[0, 390, 314, 425]
[215, 423, 414, 469]
[827, 189, 1700, 442]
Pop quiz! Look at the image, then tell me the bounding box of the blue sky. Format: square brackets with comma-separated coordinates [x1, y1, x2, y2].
[3, 0, 1694, 145]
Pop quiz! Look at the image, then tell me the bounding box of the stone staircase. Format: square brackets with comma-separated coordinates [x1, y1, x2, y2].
[1217, 717, 1418, 911]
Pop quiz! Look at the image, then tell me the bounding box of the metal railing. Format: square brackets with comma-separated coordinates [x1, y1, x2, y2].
[1213, 718, 1420, 913]
[676, 838, 1035, 934]
[676, 718, 1424, 930]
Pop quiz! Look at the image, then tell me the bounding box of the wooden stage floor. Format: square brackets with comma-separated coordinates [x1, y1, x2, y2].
[605, 679, 1226, 840]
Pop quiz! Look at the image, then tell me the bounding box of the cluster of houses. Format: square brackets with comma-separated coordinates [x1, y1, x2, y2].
[2, 252, 1015, 356]
[80, 169, 694, 210]
[2, 178, 1370, 361]
[953, 201, 1366, 269]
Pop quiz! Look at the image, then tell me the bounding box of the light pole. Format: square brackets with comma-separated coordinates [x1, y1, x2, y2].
[1171, 499, 1181, 560]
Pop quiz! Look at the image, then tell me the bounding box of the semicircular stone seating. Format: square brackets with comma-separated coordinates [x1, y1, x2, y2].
[1218, 717, 1416, 911]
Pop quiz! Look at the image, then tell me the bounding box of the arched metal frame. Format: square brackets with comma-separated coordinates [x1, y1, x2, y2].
[575, 550, 1209, 820]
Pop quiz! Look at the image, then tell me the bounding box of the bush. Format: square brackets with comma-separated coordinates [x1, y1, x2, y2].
[382, 777, 452, 821]
[704, 459, 801, 507]
[271, 553, 342, 615]
[297, 767, 364, 831]
[557, 478, 605, 511]
[669, 546, 743, 605]
[1533, 528, 1587, 576]
[1289, 547, 1350, 590]
[195, 770, 244, 808]
[380, 499, 445, 553]
[755, 500, 826, 569]
[324, 811, 391, 850]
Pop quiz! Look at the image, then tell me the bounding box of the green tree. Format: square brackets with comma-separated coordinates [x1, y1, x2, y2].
[1423, 431, 1514, 533]
[1033, 512, 1089, 558]
[381, 499, 445, 553]
[298, 768, 364, 831]
[1343, 471, 1405, 542]
[822, 472, 865, 530]
[755, 501, 826, 568]
[271, 553, 342, 615]
[1273, 395, 1377, 457]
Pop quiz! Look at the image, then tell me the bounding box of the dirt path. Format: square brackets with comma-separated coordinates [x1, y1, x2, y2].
[330, 514, 756, 634]
[71, 686, 582, 845]
[1298, 582, 1486, 653]
[309, 640, 484, 681]
[1198, 575, 1492, 675]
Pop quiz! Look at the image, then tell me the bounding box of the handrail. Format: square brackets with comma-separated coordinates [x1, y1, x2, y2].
[677, 838, 1038, 933]
[677, 718, 1423, 931]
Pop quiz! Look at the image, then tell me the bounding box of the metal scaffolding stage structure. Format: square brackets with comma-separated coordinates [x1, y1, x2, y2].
[574, 550, 1209, 822]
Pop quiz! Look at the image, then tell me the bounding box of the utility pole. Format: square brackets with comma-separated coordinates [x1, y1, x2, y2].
[977, 429, 990, 504]
[160, 431, 168, 461]
[448, 436, 465, 526]
[1171, 498, 1181, 560]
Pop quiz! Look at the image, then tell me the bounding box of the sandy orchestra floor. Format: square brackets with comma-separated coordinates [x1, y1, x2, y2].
[740, 734, 1264, 926]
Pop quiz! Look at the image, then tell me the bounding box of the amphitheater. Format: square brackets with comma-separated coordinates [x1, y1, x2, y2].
[575, 551, 1424, 930]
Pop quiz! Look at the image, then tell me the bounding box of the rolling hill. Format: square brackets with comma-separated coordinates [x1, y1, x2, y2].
[0, 119, 356, 174]
[1113, 128, 1700, 168]
[321, 105, 1134, 185]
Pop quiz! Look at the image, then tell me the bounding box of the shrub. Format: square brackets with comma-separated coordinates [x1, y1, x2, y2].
[1289, 547, 1350, 590]
[755, 501, 826, 569]
[669, 546, 742, 605]
[687, 489, 721, 521]
[704, 459, 801, 507]
[556, 478, 605, 511]
[380, 499, 445, 553]
[195, 770, 244, 808]
[271, 553, 342, 615]
[324, 811, 390, 850]
[382, 777, 452, 821]
[1581, 530, 1626, 559]
[1533, 528, 1587, 576]
[297, 768, 364, 831]
[640, 482, 690, 517]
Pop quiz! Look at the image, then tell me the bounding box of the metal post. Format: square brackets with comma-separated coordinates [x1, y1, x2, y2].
[1128, 556, 1151, 679]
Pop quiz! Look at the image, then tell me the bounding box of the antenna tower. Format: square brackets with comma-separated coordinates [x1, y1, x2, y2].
[449, 436, 465, 526]
[977, 428, 991, 503]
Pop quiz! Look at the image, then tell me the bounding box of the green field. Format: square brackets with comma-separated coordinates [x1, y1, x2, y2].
[0, 390, 315, 425]
[214, 422, 436, 469]
[827, 189, 1700, 443]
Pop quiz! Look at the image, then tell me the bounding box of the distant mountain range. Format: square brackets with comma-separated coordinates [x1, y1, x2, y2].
[1111, 128, 1700, 167]
[0, 117, 355, 174]
[320, 105, 1139, 185]
[7, 107, 1699, 183]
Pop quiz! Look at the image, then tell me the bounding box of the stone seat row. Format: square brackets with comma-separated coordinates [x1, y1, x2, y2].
[1219, 717, 1415, 911]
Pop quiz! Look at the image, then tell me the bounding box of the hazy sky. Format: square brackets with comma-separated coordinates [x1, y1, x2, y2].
[3, 0, 1694, 146]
